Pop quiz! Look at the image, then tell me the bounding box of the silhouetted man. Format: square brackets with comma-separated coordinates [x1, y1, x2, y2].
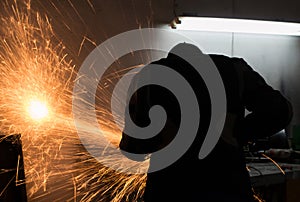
[119, 43, 293, 202]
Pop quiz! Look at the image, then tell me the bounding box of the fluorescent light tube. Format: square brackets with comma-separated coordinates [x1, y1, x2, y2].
[172, 17, 300, 36]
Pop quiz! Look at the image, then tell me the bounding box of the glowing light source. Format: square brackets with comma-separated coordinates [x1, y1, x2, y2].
[0, 1, 145, 201]
[171, 17, 300, 36]
[28, 100, 49, 121]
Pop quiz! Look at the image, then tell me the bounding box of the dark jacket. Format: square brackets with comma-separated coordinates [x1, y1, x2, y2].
[119, 52, 293, 202]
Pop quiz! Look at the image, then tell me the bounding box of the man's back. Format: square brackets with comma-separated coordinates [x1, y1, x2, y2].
[119, 45, 293, 202]
[141, 54, 252, 202]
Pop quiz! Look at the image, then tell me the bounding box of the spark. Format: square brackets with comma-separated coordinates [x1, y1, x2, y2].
[261, 153, 285, 175]
[252, 188, 266, 202]
[0, 0, 146, 201]
[0, 1, 272, 201]
[27, 99, 49, 121]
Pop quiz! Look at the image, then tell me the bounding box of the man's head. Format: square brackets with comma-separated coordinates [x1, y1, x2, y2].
[168, 42, 204, 59]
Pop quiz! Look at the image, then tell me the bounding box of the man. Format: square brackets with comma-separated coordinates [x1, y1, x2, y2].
[119, 43, 293, 202]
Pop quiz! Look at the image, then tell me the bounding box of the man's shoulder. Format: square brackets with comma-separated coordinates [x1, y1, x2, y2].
[209, 54, 243, 62]
[208, 54, 235, 69]
[208, 54, 241, 61]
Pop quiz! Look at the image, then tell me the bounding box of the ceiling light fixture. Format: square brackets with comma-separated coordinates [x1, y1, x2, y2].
[171, 17, 300, 36]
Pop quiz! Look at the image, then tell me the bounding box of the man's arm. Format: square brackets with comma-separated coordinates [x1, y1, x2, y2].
[236, 58, 293, 142]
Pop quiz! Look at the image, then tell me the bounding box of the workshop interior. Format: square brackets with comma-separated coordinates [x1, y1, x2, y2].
[1, 0, 300, 201]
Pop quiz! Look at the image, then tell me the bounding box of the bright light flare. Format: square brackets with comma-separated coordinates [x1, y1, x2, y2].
[172, 17, 300, 36]
[0, 1, 145, 201]
[27, 100, 49, 121]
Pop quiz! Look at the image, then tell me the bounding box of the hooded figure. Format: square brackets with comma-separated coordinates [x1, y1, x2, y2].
[119, 43, 293, 202]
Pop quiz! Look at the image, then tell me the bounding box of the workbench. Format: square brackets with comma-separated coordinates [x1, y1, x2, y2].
[248, 161, 300, 202]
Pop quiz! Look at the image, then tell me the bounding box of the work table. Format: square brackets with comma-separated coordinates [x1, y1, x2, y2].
[247, 161, 300, 202]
